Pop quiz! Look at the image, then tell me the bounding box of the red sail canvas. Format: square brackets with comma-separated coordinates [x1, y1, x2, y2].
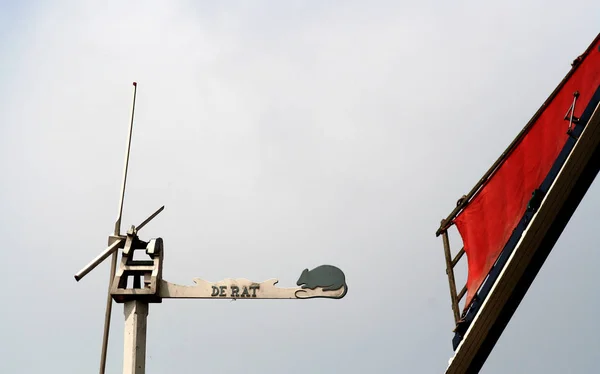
[455, 34, 600, 310]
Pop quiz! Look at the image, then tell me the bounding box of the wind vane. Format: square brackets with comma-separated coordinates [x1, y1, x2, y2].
[74, 83, 349, 374]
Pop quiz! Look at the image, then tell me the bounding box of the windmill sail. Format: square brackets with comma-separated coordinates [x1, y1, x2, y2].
[441, 33, 600, 352]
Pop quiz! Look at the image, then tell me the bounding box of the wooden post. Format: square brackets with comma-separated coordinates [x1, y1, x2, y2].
[123, 300, 148, 374]
[442, 230, 460, 324]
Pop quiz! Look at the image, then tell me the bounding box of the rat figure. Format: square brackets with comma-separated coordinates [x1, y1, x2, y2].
[296, 265, 347, 298]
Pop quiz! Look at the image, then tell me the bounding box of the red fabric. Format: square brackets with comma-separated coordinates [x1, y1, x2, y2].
[456, 35, 600, 310]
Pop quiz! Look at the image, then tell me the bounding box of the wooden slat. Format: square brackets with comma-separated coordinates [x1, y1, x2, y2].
[457, 284, 467, 302]
[451, 247, 465, 268]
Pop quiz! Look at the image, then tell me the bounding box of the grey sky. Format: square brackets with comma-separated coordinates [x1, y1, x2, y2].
[0, 1, 599, 373]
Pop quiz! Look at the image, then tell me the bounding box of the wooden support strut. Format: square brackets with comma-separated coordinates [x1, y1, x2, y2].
[441, 230, 461, 324]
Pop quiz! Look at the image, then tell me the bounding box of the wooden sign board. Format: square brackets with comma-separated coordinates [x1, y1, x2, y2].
[159, 265, 348, 300]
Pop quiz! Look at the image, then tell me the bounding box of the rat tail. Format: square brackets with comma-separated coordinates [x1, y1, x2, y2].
[340, 283, 348, 299]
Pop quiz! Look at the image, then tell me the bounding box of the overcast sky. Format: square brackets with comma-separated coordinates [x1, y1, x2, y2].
[1, 1, 599, 373]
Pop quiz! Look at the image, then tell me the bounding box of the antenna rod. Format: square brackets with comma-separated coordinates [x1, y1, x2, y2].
[100, 81, 138, 374]
[115, 81, 138, 237]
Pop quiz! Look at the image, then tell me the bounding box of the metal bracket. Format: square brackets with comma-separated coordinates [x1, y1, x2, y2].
[565, 91, 581, 139]
[526, 189, 546, 214]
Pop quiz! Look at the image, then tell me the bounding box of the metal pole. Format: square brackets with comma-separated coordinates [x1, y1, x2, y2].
[123, 300, 149, 374]
[115, 81, 138, 237]
[100, 82, 138, 374]
[99, 251, 118, 374]
[76, 239, 124, 282]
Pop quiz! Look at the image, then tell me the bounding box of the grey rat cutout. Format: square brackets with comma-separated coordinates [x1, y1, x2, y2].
[296, 265, 347, 298]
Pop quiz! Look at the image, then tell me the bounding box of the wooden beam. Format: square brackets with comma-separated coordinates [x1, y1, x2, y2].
[442, 231, 461, 324]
